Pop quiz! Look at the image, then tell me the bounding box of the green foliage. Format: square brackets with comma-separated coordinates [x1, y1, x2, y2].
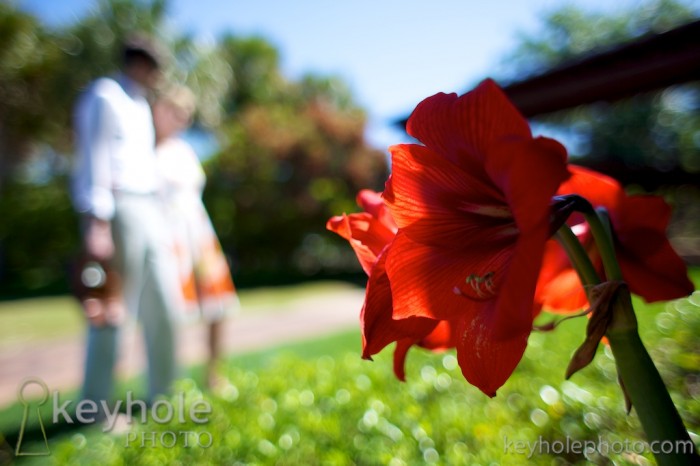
[0, 177, 79, 295]
[0, 5, 63, 176]
[217, 34, 285, 112]
[169, 36, 233, 128]
[203, 36, 387, 282]
[26, 287, 700, 465]
[0, 0, 171, 177]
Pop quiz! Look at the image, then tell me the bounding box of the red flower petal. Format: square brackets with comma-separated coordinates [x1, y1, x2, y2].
[326, 214, 351, 241]
[326, 213, 389, 275]
[326, 190, 397, 276]
[614, 196, 694, 301]
[420, 320, 454, 350]
[536, 239, 589, 312]
[537, 265, 588, 312]
[406, 79, 532, 170]
[385, 230, 512, 322]
[385, 143, 506, 246]
[361, 252, 439, 359]
[485, 137, 570, 233]
[488, 223, 550, 340]
[392, 321, 454, 382]
[540, 165, 694, 310]
[357, 189, 397, 232]
[455, 310, 529, 397]
[557, 165, 622, 209]
[393, 339, 413, 382]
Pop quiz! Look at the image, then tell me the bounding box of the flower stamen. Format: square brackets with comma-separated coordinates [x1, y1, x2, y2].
[454, 271, 496, 299]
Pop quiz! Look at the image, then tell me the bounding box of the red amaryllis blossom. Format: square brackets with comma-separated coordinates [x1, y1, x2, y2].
[536, 165, 695, 313]
[381, 79, 570, 396]
[326, 190, 453, 379]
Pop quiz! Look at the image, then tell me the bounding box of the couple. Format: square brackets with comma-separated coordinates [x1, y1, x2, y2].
[71, 34, 236, 416]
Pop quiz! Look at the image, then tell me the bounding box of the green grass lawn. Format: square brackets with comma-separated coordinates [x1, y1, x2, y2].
[0, 296, 83, 348]
[0, 280, 361, 348]
[1, 275, 699, 465]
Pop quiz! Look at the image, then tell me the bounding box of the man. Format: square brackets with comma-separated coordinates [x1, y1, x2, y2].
[72, 34, 181, 417]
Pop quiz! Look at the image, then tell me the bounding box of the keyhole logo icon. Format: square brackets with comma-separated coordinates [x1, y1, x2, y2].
[15, 377, 51, 456]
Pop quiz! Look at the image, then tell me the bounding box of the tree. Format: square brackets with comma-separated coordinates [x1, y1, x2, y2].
[0, 0, 387, 294]
[204, 35, 387, 283]
[0, 0, 172, 190]
[497, 0, 700, 179]
[0, 5, 59, 188]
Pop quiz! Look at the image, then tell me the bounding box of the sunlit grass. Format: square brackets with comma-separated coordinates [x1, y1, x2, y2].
[236, 280, 361, 311]
[0, 296, 83, 347]
[0, 280, 363, 346]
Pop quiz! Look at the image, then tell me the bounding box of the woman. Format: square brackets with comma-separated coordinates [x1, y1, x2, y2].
[152, 84, 239, 389]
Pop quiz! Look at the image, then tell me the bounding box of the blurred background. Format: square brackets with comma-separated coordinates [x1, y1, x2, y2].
[1, 0, 698, 297]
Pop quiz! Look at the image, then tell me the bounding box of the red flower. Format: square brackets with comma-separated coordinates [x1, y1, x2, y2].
[327, 190, 452, 379]
[380, 79, 570, 396]
[536, 165, 695, 312]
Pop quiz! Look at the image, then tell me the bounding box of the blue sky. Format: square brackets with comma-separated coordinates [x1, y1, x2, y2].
[19, 0, 644, 151]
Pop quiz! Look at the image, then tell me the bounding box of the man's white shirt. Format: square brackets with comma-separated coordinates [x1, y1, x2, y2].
[72, 74, 160, 220]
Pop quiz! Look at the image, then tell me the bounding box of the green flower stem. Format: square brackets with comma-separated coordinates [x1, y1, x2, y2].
[555, 225, 601, 287]
[583, 208, 623, 281]
[557, 203, 697, 464]
[606, 288, 698, 465]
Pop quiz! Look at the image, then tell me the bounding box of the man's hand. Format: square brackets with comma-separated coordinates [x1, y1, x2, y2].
[82, 297, 125, 327]
[85, 217, 114, 261]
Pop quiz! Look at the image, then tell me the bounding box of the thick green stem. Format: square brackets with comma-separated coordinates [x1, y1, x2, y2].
[605, 288, 698, 465]
[558, 202, 697, 463]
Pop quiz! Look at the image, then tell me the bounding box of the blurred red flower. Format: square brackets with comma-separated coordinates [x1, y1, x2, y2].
[536, 165, 695, 313]
[326, 189, 397, 275]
